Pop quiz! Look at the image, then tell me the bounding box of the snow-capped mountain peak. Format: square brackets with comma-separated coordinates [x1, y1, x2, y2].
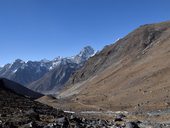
[79, 46, 95, 57]
[72, 46, 95, 64]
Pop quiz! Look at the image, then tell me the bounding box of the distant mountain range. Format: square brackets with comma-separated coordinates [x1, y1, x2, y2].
[0, 46, 95, 93]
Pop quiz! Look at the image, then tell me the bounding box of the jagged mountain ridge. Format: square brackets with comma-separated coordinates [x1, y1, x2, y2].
[27, 46, 95, 93]
[0, 46, 95, 88]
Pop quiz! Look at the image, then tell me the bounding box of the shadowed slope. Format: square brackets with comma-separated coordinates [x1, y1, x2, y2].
[0, 78, 43, 99]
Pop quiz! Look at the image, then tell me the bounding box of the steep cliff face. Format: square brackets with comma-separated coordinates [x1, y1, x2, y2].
[58, 21, 170, 112]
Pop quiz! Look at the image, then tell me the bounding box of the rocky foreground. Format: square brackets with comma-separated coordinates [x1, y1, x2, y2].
[0, 80, 138, 128]
[0, 87, 170, 128]
[0, 79, 169, 128]
[0, 87, 134, 128]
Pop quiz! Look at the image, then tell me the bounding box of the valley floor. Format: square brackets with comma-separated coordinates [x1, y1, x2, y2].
[36, 95, 170, 128]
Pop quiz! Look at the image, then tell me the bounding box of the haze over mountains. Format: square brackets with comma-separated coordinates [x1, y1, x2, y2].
[0, 46, 95, 93]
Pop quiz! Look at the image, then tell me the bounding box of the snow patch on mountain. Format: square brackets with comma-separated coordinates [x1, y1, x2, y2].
[13, 69, 18, 73]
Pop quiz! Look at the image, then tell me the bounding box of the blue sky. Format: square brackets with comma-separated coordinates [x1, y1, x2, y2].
[0, 0, 170, 66]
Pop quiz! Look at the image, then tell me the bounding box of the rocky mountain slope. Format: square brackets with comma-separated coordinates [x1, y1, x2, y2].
[57, 21, 170, 112]
[0, 46, 94, 93]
